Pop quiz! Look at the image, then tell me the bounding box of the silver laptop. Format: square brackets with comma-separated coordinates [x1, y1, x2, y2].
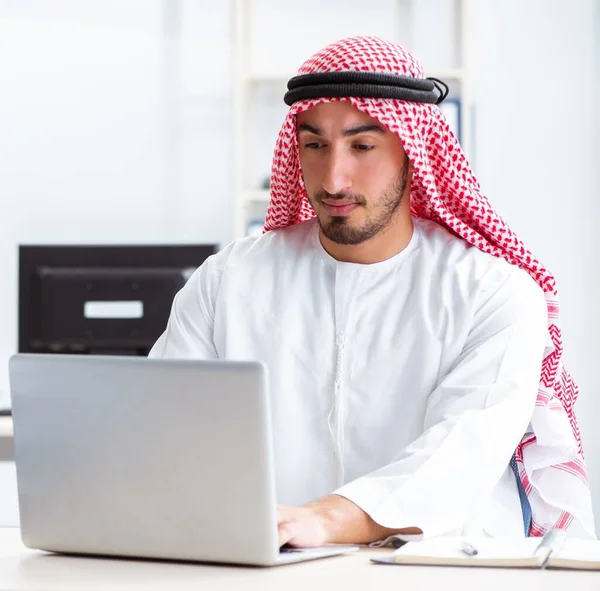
[9, 354, 358, 566]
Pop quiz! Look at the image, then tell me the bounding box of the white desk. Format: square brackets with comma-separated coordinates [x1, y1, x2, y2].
[0, 417, 13, 461]
[0, 529, 598, 590]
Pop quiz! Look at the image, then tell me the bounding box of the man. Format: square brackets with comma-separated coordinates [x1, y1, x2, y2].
[149, 36, 595, 545]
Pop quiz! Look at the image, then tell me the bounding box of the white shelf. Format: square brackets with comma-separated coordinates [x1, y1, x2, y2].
[243, 73, 289, 84]
[424, 68, 466, 81]
[244, 190, 271, 204]
[0, 417, 13, 439]
[243, 67, 466, 85]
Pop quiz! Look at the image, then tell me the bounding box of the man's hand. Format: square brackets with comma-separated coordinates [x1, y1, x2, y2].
[277, 494, 421, 548]
[277, 505, 329, 548]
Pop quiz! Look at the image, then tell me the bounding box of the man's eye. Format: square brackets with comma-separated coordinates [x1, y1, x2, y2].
[304, 142, 323, 149]
[355, 144, 374, 151]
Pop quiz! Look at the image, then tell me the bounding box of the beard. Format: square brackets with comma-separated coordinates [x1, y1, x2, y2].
[311, 166, 409, 246]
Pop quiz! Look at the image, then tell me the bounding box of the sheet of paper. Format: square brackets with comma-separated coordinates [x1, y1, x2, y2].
[557, 539, 600, 562]
[393, 537, 541, 560]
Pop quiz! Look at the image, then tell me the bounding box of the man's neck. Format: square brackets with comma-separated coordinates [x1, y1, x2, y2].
[318, 216, 414, 265]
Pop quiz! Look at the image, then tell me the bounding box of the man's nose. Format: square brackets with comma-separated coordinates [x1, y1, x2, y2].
[321, 151, 352, 195]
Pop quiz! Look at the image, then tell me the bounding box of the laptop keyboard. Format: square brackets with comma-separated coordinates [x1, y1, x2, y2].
[280, 545, 303, 553]
[280, 545, 332, 555]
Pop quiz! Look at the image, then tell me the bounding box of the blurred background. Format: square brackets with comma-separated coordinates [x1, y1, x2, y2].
[0, 0, 599, 532]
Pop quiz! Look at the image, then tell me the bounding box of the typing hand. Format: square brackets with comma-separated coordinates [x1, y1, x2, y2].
[277, 495, 422, 547]
[277, 505, 328, 548]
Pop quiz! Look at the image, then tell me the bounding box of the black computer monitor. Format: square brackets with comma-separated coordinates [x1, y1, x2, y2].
[18, 244, 218, 356]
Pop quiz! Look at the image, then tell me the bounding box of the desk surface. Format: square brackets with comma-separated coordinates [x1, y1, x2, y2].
[0, 529, 598, 591]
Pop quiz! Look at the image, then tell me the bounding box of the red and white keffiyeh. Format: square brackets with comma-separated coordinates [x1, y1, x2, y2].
[264, 36, 595, 537]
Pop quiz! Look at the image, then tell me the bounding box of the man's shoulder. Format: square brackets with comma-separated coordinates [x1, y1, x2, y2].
[415, 218, 545, 309]
[415, 217, 495, 269]
[211, 218, 317, 271]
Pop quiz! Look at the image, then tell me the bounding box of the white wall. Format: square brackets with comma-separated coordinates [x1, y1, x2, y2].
[0, 0, 598, 531]
[0, 0, 234, 406]
[0, 1, 235, 525]
[473, 0, 600, 533]
[593, 0, 600, 528]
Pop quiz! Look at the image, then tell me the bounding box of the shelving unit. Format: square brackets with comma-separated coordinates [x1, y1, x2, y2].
[233, 0, 475, 239]
[0, 417, 13, 461]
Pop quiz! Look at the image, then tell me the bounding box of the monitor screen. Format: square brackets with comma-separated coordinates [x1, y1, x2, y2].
[19, 244, 218, 356]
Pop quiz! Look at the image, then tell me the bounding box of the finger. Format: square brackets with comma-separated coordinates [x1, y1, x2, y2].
[278, 522, 295, 548]
[277, 505, 294, 521]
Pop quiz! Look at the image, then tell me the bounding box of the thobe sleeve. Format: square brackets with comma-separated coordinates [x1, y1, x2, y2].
[147, 257, 221, 359]
[332, 266, 548, 538]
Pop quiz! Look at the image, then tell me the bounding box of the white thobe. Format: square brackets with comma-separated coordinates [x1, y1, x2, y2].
[149, 217, 548, 539]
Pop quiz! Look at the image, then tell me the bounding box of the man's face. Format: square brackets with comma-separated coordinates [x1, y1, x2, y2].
[296, 101, 411, 246]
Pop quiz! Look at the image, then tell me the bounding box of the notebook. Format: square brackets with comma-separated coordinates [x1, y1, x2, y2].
[371, 530, 600, 570]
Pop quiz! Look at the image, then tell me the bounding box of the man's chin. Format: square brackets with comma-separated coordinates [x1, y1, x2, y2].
[319, 222, 370, 246]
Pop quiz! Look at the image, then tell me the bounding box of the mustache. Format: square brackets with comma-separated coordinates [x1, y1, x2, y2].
[314, 190, 367, 206]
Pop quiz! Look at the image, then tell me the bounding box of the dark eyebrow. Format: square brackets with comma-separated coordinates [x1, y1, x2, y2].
[297, 123, 322, 135]
[342, 124, 385, 137]
[297, 122, 385, 137]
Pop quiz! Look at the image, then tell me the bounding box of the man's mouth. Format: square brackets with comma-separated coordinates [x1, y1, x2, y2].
[321, 201, 359, 217]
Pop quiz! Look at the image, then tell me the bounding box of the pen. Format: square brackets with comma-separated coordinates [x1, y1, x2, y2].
[535, 529, 567, 568]
[460, 540, 479, 556]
